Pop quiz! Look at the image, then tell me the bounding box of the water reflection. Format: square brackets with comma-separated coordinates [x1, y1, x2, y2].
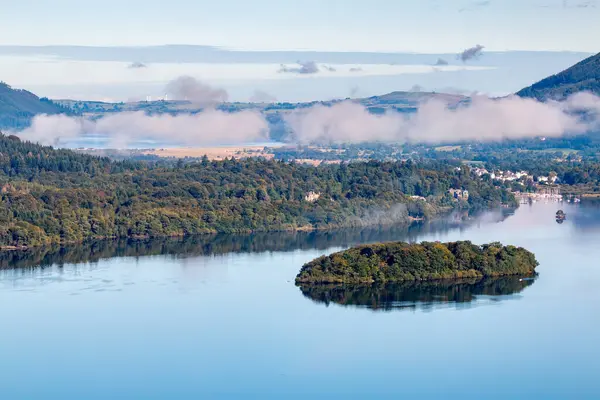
[566, 199, 600, 232]
[0, 208, 514, 270]
[298, 276, 536, 312]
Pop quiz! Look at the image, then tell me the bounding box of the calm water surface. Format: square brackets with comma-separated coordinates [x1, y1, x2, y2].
[1, 202, 599, 399]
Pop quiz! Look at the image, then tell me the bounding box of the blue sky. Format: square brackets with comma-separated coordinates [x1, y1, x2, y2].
[2, 0, 599, 52]
[0, 0, 597, 101]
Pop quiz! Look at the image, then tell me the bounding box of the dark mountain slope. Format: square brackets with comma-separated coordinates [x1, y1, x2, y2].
[0, 82, 69, 129]
[517, 52, 600, 100]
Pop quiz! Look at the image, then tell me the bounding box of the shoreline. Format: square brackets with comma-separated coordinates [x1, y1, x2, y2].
[295, 270, 538, 285]
[0, 213, 452, 253]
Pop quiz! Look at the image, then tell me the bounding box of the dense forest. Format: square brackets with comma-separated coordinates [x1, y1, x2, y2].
[0, 133, 516, 248]
[296, 241, 538, 284]
[0, 209, 513, 270]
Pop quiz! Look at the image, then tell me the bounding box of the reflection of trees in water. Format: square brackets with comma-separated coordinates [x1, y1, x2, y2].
[0, 208, 513, 271]
[298, 276, 536, 312]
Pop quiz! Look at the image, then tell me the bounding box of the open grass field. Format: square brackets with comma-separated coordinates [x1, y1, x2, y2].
[141, 145, 281, 160]
[435, 145, 462, 152]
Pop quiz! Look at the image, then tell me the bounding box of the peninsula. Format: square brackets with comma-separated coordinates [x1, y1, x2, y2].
[296, 241, 538, 284]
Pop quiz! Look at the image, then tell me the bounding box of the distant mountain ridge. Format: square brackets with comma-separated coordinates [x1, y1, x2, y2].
[0, 77, 468, 142]
[517, 52, 600, 101]
[0, 82, 69, 129]
[361, 91, 465, 105]
[55, 90, 465, 115]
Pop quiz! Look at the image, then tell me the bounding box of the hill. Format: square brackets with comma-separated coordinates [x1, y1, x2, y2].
[56, 90, 465, 115]
[517, 52, 600, 101]
[0, 82, 69, 129]
[360, 91, 466, 107]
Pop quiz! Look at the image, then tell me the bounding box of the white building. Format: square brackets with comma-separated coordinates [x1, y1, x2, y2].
[304, 192, 321, 202]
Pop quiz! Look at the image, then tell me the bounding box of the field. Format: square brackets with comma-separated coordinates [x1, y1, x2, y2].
[463, 160, 485, 166]
[141, 146, 280, 160]
[435, 146, 462, 152]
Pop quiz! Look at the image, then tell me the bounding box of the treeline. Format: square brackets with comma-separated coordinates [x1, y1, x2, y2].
[0, 82, 74, 130]
[0, 211, 512, 270]
[0, 133, 139, 177]
[296, 241, 538, 284]
[0, 134, 515, 248]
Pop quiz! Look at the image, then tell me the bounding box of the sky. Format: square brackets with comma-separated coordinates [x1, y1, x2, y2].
[1, 0, 599, 52]
[0, 0, 598, 101]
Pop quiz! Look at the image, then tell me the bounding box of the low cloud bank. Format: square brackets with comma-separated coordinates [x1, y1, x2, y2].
[562, 91, 600, 114]
[285, 93, 600, 144]
[18, 110, 268, 147]
[15, 92, 600, 147]
[17, 115, 93, 145]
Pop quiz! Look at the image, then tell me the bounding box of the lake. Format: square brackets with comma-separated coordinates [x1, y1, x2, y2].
[1, 202, 599, 399]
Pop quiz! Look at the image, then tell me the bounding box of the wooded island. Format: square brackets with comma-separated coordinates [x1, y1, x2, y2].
[296, 241, 538, 284]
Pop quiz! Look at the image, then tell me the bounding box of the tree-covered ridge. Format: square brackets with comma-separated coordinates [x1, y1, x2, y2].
[517, 52, 600, 100]
[0, 82, 72, 130]
[0, 134, 516, 248]
[0, 131, 141, 178]
[296, 241, 538, 284]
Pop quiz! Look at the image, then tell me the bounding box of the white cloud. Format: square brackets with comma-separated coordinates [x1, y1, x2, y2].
[17, 110, 268, 147]
[286, 94, 598, 144]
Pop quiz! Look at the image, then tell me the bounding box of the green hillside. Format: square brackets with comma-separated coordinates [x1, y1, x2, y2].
[0, 82, 69, 129]
[517, 52, 600, 100]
